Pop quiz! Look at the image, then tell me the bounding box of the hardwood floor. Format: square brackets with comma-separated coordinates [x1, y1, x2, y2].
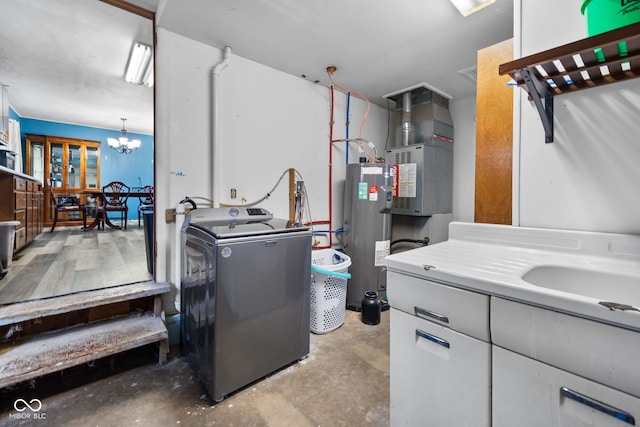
[0, 223, 152, 306]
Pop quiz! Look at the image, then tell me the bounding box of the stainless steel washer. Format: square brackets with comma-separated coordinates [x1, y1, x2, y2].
[181, 207, 311, 402]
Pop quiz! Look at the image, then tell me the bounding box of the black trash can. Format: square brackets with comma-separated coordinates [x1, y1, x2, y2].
[142, 207, 154, 274]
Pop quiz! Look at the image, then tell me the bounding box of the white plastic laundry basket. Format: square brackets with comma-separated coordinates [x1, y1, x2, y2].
[310, 249, 351, 334]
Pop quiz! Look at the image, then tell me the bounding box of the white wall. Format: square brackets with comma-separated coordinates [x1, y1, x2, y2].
[153, 25, 496, 302]
[154, 28, 388, 290]
[516, 0, 640, 234]
[450, 95, 477, 223]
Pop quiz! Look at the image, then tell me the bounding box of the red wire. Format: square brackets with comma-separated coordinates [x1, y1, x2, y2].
[327, 71, 372, 159]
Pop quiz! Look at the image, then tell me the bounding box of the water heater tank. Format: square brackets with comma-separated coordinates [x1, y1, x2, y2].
[342, 162, 393, 310]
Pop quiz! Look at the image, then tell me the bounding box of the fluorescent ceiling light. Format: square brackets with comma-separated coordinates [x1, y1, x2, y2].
[450, 0, 495, 16]
[125, 42, 153, 87]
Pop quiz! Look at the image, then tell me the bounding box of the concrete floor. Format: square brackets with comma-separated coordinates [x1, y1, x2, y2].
[0, 310, 389, 426]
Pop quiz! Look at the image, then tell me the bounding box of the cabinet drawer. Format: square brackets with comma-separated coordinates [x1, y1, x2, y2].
[387, 270, 490, 341]
[15, 192, 27, 210]
[15, 227, 26, 250]
[493, 346, 640, 427]
[14, 177, 26, 192]
[27, 180, 35, 192]
[15, 210, 26, 228]
[391, 308, 491, 427]
[491, 297, 640, 397]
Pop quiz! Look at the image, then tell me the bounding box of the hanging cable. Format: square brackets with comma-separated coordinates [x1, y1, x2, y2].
[219, 169, 291, 208]
[327, 68, 372, 161]
[216, 168, 316, 239]
[333, 138, 378, 160]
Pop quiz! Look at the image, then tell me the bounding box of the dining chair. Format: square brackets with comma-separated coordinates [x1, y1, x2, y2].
[47, 179, 86, 232]
[100, 181, 130, 230]
[137, 185, 154, 227]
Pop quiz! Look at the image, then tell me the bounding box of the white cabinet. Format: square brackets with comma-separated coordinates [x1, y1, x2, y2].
[388, 272, 491, 426]
[388, 272, 640, 427]
[385, 222, 640, 426]
[491, 297, 640, 398]
[491, 297, 640, 427]
[493, 346, 639, 427]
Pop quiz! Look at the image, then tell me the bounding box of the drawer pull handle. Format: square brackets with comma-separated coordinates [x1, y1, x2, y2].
[560, 387, 636, 425]
[415, 306, 449, 324]
[416, 329, 450, 349]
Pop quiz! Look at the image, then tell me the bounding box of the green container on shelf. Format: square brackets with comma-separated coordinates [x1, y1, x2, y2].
[581, 0, 640, 36]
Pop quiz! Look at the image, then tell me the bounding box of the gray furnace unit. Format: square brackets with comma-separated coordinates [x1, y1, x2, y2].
[384, 84, 454, 216]
[343, 161, 393, 310]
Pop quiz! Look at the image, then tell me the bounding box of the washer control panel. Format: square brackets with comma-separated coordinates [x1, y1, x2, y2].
[188, 207, 274, 225]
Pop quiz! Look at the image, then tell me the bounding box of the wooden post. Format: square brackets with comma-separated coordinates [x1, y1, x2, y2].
[288, 168, 296, 222]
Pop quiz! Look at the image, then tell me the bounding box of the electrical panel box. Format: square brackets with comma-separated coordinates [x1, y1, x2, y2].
[385, 140, 453, 216]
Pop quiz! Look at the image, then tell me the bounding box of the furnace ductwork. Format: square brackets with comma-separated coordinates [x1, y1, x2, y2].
[384, 84, 454, 147]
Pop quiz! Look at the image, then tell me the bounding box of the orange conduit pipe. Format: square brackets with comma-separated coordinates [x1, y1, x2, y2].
[321, 72, 374, 251]
[312, 84, 338, 250]
[316, 85, 336, 249]
[305, 85, 335, 249]
[319, 71, 372, 250]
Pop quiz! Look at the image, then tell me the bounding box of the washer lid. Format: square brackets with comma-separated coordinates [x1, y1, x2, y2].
[192, 218, 309, 239]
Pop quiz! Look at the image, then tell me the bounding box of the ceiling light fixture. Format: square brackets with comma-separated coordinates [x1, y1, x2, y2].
[107, 118, 141, 154]
[449, 0, 495, 16]
[125, 42, 153, 87]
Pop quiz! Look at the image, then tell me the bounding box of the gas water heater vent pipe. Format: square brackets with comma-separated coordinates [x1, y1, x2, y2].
[401, 91, 412, 146]
[211, 46, 232, 208]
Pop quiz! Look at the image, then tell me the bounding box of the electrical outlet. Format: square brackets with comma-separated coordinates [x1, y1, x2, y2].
[231, 188, 237, 199]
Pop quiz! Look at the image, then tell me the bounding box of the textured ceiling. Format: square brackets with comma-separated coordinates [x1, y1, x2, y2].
[0, 0, 514, 136]
[156, 0, 513, 103]
[0, 0, 154, 134]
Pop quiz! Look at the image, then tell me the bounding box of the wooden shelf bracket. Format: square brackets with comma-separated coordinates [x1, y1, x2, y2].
[499, 22, 640, 144]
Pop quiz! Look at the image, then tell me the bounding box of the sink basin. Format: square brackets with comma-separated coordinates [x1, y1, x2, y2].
[522, 265, 640, 307]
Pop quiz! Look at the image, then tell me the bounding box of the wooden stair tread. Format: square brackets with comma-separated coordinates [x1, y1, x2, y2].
[0, 313, 167, 388]
[0, 281, 170, 326]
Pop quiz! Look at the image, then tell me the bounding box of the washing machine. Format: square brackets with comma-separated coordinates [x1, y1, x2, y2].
[180, 207, 311, 402]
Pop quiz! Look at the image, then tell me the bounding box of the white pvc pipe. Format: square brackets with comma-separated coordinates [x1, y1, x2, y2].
[174, 202, 186, 312]
[212, 46, 232, 208]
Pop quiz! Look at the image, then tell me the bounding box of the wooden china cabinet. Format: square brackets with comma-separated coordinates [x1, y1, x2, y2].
[25, 134, 101, 228]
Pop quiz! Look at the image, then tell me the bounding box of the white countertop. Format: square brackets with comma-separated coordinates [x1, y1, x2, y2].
[0, 165, 41, 182]
[385, 222, 640, 332]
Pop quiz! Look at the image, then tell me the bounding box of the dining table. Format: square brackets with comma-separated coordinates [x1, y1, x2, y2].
[81, 188, 153, 231]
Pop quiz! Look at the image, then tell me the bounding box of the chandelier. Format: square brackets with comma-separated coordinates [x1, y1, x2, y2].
[107, 118, 141, 154]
